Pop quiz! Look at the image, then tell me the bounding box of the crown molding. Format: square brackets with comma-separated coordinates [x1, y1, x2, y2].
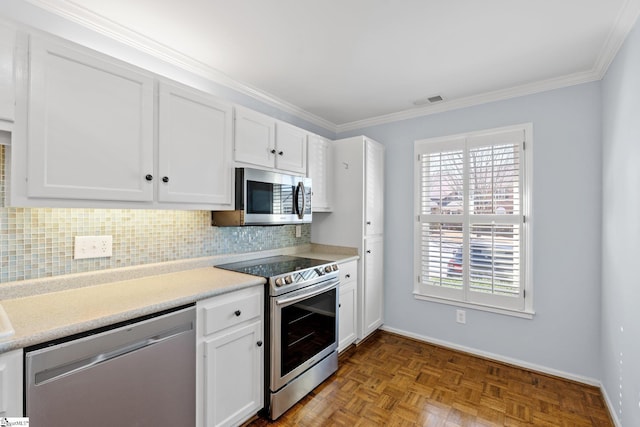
[21, 0, 338, 133]
[592, 0, 640, 79]
[335, 69, 601, 133]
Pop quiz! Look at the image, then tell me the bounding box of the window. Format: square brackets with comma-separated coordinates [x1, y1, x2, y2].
[413, 124, 532, 316]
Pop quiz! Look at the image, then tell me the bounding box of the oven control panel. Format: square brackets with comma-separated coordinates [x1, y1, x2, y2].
[269, 263, 339, 296]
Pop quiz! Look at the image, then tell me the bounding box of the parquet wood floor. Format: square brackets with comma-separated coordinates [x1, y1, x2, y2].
[247, 331, 613, 427]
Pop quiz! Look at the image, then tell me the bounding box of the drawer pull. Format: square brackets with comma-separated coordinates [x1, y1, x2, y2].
[234, 310, 241, 317]
[345, 274, 351, 279]
[257, 341, 263, 347]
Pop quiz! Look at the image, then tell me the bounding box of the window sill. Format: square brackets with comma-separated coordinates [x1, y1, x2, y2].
[413, 292, 535, 319]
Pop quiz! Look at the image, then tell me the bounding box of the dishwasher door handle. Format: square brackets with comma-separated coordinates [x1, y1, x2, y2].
[34, 321, 193, 386]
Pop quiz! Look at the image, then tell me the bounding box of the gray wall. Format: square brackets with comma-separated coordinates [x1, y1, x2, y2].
[602, 17, 640, 426]
[339, 82, 603, 381]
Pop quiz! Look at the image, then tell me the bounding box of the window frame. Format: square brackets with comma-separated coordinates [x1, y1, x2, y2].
[413, 123, 534, 318]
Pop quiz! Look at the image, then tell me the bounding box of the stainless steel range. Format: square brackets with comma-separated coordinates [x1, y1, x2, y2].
[216, 255, 339, 420]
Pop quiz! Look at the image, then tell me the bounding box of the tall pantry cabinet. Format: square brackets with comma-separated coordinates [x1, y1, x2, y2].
[311, 136, 384, 341]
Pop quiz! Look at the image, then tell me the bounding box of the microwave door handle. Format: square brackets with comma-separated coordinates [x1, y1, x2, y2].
[295, 181, 305, 219]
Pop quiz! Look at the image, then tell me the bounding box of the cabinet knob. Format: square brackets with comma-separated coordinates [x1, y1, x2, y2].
[338, 303, 342, 308]
[345, 274, 351, 279]
[234, 310, 241, 317]
[367, 221, 371, 225]
[366, 250, 371, 254]
[257, 340, 263, 347]
[270, 149, 277, 154]
[278, 151, 284, 156]
[162, 176, 169, 183]
[145, 174, 153, 181]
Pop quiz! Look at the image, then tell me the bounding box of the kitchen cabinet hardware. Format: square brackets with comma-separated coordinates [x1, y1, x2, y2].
[234, 310, 241, 316]
[162, 176, 169, 183]
[278, 151, 284, 155]
[366, 250, 371, 254]
[270, 149, 277, 154]
[145, 174, 153, 181]
[256, 340, 263, 347]
[345, 274, 351, 279]
[367, 221, 372, 225]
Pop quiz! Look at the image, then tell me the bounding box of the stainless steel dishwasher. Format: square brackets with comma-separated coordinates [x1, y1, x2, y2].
[25, 304, 196, 427]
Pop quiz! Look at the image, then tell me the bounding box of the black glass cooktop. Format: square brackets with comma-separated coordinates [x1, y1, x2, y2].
[216, 255, 329, 278]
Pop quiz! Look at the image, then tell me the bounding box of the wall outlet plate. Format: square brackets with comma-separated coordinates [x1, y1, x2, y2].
[456, 309, 466, 324]
[74, 235, 113, 260]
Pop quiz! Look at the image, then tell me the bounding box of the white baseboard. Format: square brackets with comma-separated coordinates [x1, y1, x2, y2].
[379, 325, 601, 386]
[600, 384, 622, 427]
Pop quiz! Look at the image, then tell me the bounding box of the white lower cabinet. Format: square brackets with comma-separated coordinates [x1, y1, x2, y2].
[338, 260, 357, 352]
[0, 349, 23, 417]
[363, 236, 384, 337]
[197, 286, 264, 427]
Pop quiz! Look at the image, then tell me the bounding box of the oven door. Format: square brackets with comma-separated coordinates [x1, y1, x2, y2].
[270, 278, 338, 392]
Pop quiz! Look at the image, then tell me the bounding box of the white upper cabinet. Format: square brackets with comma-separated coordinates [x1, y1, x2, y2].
[307, 134, 332, 211]
[275, 121, 307, 174]
[27, 36, 155, 202]
[0, 22, 16, 128]
[158, 82, 233, 207]
[234, 105, 276, 169]
[365, 138, 385, 236]
[234, 105, 308, 174]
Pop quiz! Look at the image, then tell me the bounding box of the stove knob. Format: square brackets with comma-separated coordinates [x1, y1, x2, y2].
[324, 266, 332, 273]
[285, 275, 293, 284]
[275, 277, 284, 287]
[332, 264, 338, 271]
[315, 268, 324, 276]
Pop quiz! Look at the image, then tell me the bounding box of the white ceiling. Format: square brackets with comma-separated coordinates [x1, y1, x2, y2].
[19, 0, 640, 131]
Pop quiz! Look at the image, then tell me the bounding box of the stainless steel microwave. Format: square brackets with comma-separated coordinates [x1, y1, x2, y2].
[211, 168, 312, 226]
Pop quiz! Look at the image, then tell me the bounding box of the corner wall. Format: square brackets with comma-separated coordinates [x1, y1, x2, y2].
[601, 17, 640, 426]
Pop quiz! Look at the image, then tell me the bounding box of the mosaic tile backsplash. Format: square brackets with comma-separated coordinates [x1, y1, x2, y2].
[0, 145, 311, 283]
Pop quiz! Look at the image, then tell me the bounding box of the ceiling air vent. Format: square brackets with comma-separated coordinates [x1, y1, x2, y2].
[413, 95, 445, 106]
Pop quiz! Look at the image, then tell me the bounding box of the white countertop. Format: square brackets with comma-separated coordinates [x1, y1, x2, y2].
[0, 243, 358, 353]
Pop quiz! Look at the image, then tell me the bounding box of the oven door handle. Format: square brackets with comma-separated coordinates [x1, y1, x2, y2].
[275, 279, 339, 306]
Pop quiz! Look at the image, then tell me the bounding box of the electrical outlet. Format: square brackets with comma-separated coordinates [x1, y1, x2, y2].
[456, 309, 466, 324]
[295, 225, 302, 238]
[74, 235, 113, 260]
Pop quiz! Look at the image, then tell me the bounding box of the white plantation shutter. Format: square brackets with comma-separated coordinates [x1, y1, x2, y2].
[414, 126, 531, 313]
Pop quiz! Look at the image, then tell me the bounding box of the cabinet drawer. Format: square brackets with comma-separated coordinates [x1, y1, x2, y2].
[339, 260, 357, 284]
[200, 287, 263, 336]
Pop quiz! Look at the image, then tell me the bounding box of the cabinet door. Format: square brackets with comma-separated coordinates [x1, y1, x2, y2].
[338, 280, 357, 352]
[307, 134, 332, 211]
[0, 349, 23, 417]
[158, 83, 233, 207]
[275, 121, 307, 174]
[203, 321, 263, 427]
[234, 106, 275, 169]
[363, 236, 384, 337]
[365, 139, 385, 236]
[27, 37, 154, 201]
[0, 23, 15, 125]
